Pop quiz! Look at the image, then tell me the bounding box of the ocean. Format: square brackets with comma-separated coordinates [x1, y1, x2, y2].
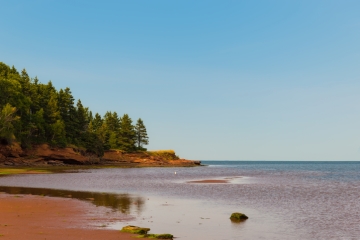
[1, 161, 359, 239]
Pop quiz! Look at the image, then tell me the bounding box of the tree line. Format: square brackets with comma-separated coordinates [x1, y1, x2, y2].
[0, 62, 149, 156]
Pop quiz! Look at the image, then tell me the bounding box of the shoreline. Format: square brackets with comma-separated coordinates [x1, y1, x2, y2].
[0, 164, 203, 177]
[0, 192, 136, 240]
[0, 143, 201, 168]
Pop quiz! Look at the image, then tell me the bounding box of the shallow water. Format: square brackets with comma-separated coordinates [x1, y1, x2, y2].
[1, 161, 359, 239]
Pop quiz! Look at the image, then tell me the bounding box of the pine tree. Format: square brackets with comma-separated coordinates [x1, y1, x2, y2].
[96, 122, 110, 150]
[31, 108, 45, 142]
[104, 111, 120, 132]
[0, 62, 152, 156]
[76, 100, 88, 134]
[108, 131, 118, 149]
[91, 113, 103, 132]
[45, 91, 66, 146]
[82, 131, 104, 157]
[135, 118, 149, 151]
[0, 63, 22, 109]
[0, 104, 20, 143]
[58, 87, 77, 143]
[50, 119, 66, 147]
[102, 111, 121, 149]
[118, 114, 136, 152]
[17, 69, 33, 144]
[19, 69, 31, 99]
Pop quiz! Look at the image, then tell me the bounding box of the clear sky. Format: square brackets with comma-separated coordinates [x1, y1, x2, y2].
[1, 1, 360, 160]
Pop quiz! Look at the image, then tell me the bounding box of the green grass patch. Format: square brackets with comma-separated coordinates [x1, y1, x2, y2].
[147, 150, 179, 160]
[0, 168, 52, 175]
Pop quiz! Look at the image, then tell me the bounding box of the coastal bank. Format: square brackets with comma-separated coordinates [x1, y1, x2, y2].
[0, 142, 201, 168]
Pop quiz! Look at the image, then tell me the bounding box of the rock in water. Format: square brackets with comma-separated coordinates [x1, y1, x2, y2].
[120, 225, 150, 234]
[230, 212, 249, 221]
[121, 226, 173, 239]
[146, 233, 173, 239]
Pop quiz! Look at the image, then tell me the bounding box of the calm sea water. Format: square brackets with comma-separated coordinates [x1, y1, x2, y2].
[1, 161, 359, 240]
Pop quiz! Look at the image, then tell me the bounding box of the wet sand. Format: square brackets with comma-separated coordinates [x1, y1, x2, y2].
[0, 193, 135, 240]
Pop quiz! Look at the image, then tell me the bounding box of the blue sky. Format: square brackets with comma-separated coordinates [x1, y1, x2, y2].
[1, 1, 360, 160]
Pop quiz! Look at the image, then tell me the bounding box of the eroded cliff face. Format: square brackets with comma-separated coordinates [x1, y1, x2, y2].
[0, 143, 93, 166]
[0, 143, 201, 167]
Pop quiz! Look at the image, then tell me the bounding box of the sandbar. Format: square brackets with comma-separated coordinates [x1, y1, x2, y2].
[187, 179, 229, 183]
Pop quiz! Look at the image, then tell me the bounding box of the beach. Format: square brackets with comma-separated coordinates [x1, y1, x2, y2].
[0, 193, 135, 240]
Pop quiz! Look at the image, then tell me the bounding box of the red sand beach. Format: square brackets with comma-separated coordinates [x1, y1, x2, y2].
[0, 193, 135, 240]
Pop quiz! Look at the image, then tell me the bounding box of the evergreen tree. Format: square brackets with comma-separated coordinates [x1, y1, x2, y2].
[0, 63, 22, 109]
[87, 110, 93, 123]
[0, 62, 151, 156]
[97, 122, 110, 150]
[118, 114, 136, 152]
[19, 69, 31, 99]
[26, 77, 44, 143]
[104, 111, 120, 132]
[58, 87, 77, 143]
[76, 99, 88, 135]
[50, 120, 66, 147]
[17, 69, 33, 144]
[135, 118, 149, 151]
[45, 92, 59, 124]
[103, 111, 120, 148]
[30, 108, 46, 142]
[46, 91, 66, 146]
[91, 113, 103, 132]
[39, 81, 56, 113]
[82, 131, 104, 157]
[108, 131, 118, 149]
[0, 104, 20, 143]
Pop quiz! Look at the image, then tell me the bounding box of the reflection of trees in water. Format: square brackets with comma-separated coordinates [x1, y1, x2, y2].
[0, 186, 145, 214]
[134, 196, 145, 213]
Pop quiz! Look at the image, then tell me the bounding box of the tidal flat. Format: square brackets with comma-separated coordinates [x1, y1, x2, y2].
[1, 161, 360, 239]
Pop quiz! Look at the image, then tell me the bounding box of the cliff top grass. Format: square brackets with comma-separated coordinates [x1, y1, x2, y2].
[0, 168, 51, 175]
[147, 150, 179, 160]
[148, 150, 175, 154]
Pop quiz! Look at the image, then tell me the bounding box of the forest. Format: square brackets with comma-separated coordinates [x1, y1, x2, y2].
[0, 62, 149, 156]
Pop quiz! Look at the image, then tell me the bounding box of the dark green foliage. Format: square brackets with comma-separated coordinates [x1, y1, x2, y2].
[58, 87, 77, 143]
[81, 131, 104, 157]
[0, 104, 20, 143]
[0, 62, 149, 155]
[118, 114, 136, 152]
[135, 118, 149, 151]
[91, 113, 103, 132]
